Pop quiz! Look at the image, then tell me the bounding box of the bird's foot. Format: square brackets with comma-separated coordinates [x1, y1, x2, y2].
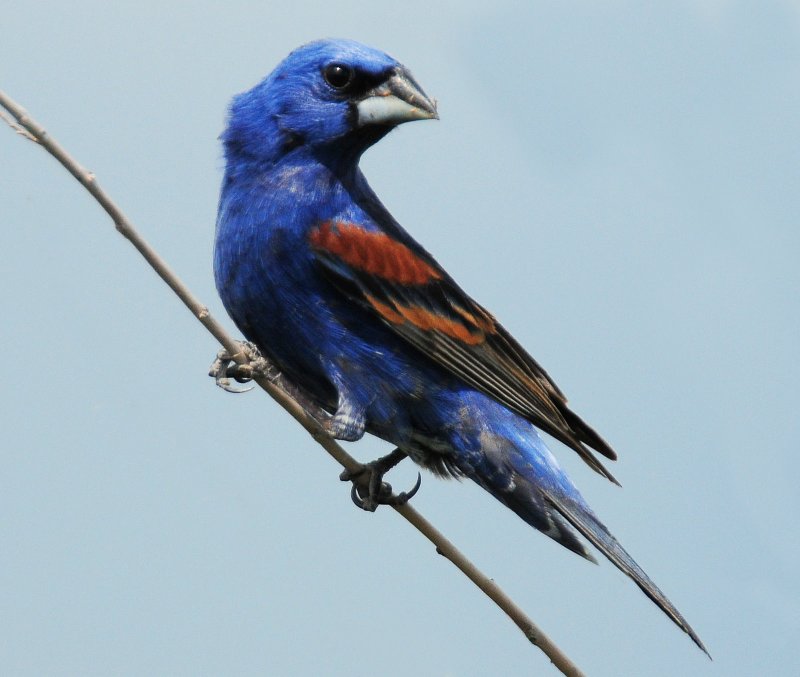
[340, 448, 421, 512]
[208, 341, 276, 393]
[207, 342, 339, 427]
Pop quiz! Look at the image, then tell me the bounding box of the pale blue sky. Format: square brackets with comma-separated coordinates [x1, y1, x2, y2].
[2, 2, 798, 675]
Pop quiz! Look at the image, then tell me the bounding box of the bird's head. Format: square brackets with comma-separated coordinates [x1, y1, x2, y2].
[223, 39, 438, 168]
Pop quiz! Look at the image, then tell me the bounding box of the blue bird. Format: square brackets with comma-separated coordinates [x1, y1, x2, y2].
[214, 38, 707, 654]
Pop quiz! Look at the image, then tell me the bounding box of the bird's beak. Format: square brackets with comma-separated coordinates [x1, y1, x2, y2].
[356, 67, 438, 127]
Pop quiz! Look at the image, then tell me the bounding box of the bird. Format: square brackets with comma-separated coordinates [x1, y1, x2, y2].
[213, 38, 707, 655]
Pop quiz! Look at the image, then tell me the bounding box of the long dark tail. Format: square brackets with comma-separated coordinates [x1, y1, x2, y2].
[541, 488, 710, 657]
[466, 435, 710, 656]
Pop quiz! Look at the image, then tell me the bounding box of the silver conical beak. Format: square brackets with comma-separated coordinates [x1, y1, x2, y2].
[356, 67, 438, 127]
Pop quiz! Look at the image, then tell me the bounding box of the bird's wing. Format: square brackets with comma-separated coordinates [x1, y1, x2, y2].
[309, 220, 619, 484]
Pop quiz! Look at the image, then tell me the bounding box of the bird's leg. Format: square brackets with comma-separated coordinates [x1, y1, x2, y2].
[208, 342, 333, 426]
[210, 345, 421, 510]
[340, 448, 421, 512]
[323, 382, 367, 441]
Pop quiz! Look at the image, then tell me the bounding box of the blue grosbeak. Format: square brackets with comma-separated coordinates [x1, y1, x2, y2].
[214, 38, 706, 654]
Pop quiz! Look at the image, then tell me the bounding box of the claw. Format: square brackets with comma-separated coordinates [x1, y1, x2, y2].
[220, 380, 255, 394]
[350, 483, 372, 510]
[209, 349, 253, 392]
[208, 343, 271, 393]
[341, 449, 420, 512]
[399, 472, 422, 503]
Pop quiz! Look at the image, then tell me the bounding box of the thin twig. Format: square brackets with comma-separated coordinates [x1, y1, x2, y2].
[0, 107, 38, 142]
[0, 89, 585, 677]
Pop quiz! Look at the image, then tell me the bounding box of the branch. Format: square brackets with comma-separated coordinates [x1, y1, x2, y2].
[0, 89, 585, 677]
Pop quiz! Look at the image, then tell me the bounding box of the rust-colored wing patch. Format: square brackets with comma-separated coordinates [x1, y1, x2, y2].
[365, 294, 485, 345]
[309, 221, 442, 285]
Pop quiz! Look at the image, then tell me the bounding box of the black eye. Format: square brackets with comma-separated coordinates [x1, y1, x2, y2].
[323, 63, 354, 90]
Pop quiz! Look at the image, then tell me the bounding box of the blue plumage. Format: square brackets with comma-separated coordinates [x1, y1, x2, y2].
[214, 38, 707, 654]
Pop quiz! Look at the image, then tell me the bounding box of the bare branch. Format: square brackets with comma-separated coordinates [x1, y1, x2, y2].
[0, 88, 586, 677]
[0, 107, 38, 142]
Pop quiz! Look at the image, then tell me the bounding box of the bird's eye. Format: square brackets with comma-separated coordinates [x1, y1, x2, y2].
[323, 63, 354, 90]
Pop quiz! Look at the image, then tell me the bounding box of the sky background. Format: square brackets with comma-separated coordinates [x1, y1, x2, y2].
[2, 2, 798, 675]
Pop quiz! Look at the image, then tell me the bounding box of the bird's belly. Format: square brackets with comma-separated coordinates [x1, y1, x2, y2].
[217, 233, 473, 461]
[253, 288, 467, 457]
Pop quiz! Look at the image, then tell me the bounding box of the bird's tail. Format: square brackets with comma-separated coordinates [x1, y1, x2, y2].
[542, 487, 709, 657]
[462, 424, 709, 656]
